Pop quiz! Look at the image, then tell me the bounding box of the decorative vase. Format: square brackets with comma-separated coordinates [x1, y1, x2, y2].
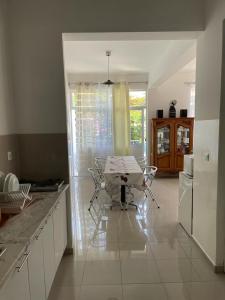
[169, 104, 176, 118]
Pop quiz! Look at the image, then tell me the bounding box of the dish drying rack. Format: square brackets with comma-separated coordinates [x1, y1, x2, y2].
[0, 184, 32, 214]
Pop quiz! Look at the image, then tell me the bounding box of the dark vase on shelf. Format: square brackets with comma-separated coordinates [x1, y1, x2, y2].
[157, 109, 163, 118]
[169, 104, 176, 118]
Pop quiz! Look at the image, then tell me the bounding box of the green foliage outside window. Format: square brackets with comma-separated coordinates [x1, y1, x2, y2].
[130, 110, 142, 143]
[129, 91, 146, 143]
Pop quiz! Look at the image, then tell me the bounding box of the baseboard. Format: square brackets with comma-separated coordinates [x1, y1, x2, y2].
[191, 235, 224, 273]
[64, 247, 74, 255]
[156, 172, 179, 178]
[214, 265, 224, 273]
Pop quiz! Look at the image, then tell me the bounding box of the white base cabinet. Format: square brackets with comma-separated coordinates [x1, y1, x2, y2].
[28, 233, 46, 300]
[42, 215, 56, 298]
[0, 254, 31, 300]
[0, 190, 68, 300]
[53, 193, 67, 271]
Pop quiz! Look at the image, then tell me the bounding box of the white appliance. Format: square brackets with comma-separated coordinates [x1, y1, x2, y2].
[183, 154, 194, 177]
[178, 171, 193, 235]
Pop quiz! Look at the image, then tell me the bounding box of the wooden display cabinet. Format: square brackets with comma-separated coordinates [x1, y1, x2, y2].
[150, 118, 194, 173]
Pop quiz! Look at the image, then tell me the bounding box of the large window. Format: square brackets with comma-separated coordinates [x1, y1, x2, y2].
[129, 90, 147, 157]
[71, 83, 113, 176]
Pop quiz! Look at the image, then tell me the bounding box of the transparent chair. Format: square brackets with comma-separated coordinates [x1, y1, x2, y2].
[143, 166, 160, 208]
[95, 157, 106, 171]
[136, 157, 147, 172]
[94, 157, 106, 180]
[88, 168, 106, 211]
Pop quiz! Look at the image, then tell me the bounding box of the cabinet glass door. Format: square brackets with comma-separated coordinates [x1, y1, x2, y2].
[157, 126, 170, 155]
[177, 125, 190, 154]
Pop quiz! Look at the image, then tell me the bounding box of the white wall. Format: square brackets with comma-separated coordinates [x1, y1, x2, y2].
[193, 0, 225, 266]
[0, 0, 15, 135]
[193, 119, 219, 264]
[149, 71, 195, 120]
[7, 0, 204, 134]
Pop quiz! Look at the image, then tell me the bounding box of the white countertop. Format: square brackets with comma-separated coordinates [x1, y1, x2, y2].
[0, 185, 69, 288]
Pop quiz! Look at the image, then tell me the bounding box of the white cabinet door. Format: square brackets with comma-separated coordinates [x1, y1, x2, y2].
[1, 253, 31, 300]
[178, 172, 193, 235]
[53, 193, 67, 270]
[53, 201, 62, 270]
[42, 215, 55, 299]
[28, 232, 45, 300]
[61, 195, 68, 250]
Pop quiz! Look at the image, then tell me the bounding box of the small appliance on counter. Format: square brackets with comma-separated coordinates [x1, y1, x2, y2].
[178, 154, 194, 236]
[20, 178, 64, 192]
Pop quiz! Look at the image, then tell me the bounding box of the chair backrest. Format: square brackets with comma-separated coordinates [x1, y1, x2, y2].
[136, 157, 147, 163]
[94, 157, 106, 172]
[148, 166, 157, 177]
[139, 160, 147, 172]
[88, 168, 102, 188]
[144, 166, 158, 183]
[136, 157, 147, 171]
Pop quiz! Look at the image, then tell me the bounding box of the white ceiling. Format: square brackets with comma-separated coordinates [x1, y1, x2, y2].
[63, 40, 196, 77]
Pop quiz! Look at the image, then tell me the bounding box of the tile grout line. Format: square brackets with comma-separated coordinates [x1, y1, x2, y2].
[118, 235, 126, 300]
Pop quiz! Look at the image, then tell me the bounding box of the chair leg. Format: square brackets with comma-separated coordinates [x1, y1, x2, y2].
[152, 198, 160, 209]
[147, 187, 160, 209]
[126, 202, 138, 210]
[88, 190, 99, 211]
[110, 200, 123, 210]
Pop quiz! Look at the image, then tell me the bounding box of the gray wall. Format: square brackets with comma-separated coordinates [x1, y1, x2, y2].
[0, 0, 19, 174]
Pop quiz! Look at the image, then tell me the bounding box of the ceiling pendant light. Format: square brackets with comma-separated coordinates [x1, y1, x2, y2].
[103, 50, 114, 85]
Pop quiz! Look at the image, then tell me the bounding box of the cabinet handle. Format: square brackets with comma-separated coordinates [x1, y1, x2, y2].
[0, 247, 6, 258]
[16, 251, 31, 272]
[35, 226, 44, 240]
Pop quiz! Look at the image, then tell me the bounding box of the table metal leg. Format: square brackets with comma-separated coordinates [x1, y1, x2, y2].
[121, 185, 126, 208]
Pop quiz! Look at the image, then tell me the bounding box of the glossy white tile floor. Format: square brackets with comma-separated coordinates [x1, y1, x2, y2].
[48, 177, 225, 300]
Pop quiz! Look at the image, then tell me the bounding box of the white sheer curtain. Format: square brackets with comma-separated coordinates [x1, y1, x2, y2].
[70, 83, 113, 176]
[112, 83, 130, 155]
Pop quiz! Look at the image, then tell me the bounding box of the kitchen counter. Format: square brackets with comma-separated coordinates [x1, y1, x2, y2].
[0, 185, 69, 288]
